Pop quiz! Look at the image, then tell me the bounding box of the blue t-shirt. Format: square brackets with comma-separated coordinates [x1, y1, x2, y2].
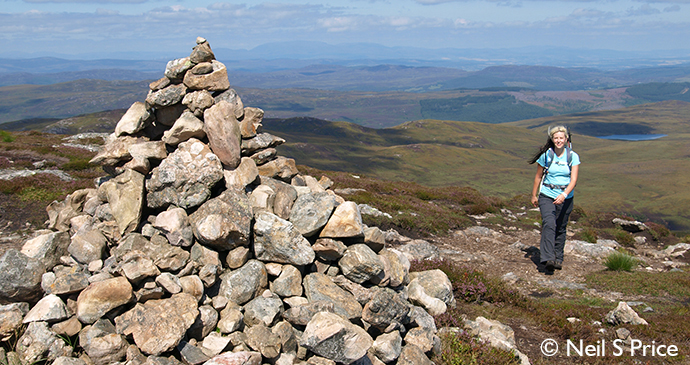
[537, 149, 580, 199]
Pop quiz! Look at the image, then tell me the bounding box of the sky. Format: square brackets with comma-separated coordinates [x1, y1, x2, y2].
[1, 0, 690, 59]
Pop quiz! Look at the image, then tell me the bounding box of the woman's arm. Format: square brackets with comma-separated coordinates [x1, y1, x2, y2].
[531, 165, 545, 207]
[553, 164, 579, 205]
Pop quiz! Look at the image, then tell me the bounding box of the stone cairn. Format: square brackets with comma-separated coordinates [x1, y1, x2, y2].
[0, 38, 456, 365]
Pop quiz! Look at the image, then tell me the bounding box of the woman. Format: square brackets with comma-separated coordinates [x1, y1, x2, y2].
[530, 125, 580, 272]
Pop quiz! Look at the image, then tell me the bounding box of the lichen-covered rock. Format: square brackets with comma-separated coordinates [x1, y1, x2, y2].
[146, 138, 223, 209]
[115, 293, 199, 356]
[301, 311, 373, 365]
[253, 211, 315, 266]
[190, 189, 253, 251]
[0, 249, 46, 304]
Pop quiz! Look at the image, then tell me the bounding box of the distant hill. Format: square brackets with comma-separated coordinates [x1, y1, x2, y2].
[263, 105, 690, 231]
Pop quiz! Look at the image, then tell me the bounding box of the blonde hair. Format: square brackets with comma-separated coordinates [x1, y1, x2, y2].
[548, 125, 569, 140]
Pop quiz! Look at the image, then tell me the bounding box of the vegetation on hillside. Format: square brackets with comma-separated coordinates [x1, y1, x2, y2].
[420, 94, 553, 123]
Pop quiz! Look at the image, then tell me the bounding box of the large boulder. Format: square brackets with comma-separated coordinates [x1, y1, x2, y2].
[189, 189, 253, 251]
[0, 249, 46, 304]
[253, 211, 315, 266]
[146, 138, 224, 209]
[115, 293, 199, 356]
[98, 169, 145, 235]
[301, 311, 373, 365]
[204, 101, 242, 169]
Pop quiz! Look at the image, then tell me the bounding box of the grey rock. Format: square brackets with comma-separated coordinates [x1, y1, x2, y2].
[613, 218, 648, 233]
[120, 251, 161, 285]
[283, 300, 336, 326]
[68, 228, 108, 264]
[378, 248, 409, 288]
[242, 133, 285, 155]
[225, 246, 251, 269]
[257, 156, 299, 182]
[154, 207, 194, 247]
[362, 288, 410, 332]
[245, 324, 282, 358]
[146, 138, 224, 209]
[364, 227, 386, 253]
[371, 331, 402, 363]
[217, 304, 243, 334]
[155, 103, 188, 127]
[396, 344, 433, 365]
[301, 311, 373, 365]
[313, 238, 347, 262]
[179, 275, 205, 303]
[605, 301, 649, 326]
[115, 293, 199, 356]
[249, 148, 277, 165]
[303, 273, 362, 320]
[223, 157, 259, 189]
[239, 107, 264, 138]
[408, 269, 455, 307]
[213, 88, 244, 120]
[155, 273, 182, 294]
[270, 265, 303, 298]
[16, 321, 72, 364]
[0, 249, 46, 304]
[79, 319, 128, 365]
[43, 266, 91, 295]
[289, 192, 337, 237]
[187, 305, 219, 340]
[244, 294, 283, 327]
[190, 189, 253, 251]
[162, 110, 206, 146]
[253, 211, 315, 265]
[0, 302, 29, 340]
[145, 83, 187, 108]
[203, 351, 262, 365]
[164, 57, 193, 81]
[112, 233, 190, 272]
[182, 90, 215, 117]
[89, 135, 146, 167]
[23, 294, 70, 324]
[177, 341, 210, 365]
[338, 244, 384, 284]
[21, 231, 70, 271]
[397, 240, 440, 261]
[260, 177, 298, 219]
[218, 260, 267, 305]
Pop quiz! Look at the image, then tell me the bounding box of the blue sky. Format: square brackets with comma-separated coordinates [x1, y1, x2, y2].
[1, 0, 690, 59]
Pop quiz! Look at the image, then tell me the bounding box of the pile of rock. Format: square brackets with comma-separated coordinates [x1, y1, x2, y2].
[0, 38, 456, 365]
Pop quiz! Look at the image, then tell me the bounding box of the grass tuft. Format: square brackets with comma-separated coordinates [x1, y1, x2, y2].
[603, 251, 639, 271]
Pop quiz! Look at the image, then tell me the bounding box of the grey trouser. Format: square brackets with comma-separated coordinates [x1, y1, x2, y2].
[539, 194, 574, 263]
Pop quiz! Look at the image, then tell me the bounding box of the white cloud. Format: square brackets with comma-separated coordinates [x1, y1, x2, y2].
[627, 4, 662, 16]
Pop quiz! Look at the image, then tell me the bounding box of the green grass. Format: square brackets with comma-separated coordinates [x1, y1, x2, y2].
[586, 270, 690, 297]
[602, 251, 639, 271]
[0, 130, 14, 142]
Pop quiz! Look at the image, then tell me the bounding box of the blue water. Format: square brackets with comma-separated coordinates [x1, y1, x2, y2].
[598, 134, 667, 141]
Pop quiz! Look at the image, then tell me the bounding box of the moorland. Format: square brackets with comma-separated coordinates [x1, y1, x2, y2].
[1, 52, 690, 365]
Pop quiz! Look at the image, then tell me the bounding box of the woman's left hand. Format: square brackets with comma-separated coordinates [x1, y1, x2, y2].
[553, 193, 566, 205]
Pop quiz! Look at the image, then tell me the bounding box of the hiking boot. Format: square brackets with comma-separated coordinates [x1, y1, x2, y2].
[545, 260, 555, 271]
[554, 261, 563, 270]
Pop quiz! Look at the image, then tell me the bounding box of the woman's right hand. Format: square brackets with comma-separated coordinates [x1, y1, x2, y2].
[531, 195, 539, 207]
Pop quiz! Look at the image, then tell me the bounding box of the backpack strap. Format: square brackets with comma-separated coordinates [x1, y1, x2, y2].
[544, 147, 573, 175]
